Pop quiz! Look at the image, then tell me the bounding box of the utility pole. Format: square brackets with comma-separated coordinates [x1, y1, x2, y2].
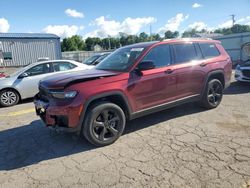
[230, 14, 236, 27]
[108, 35, 111, 50]
[149, 24, 152, 41]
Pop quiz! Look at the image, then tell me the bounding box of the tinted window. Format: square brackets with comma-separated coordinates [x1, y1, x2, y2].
[173, 43, 197, 64]
[142, 45, 171, 68]
[199, 43, 220, 58]
[25, 63, 51, 76]
[53, 62, 76, 72]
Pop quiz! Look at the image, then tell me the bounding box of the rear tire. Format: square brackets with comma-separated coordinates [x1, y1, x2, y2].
[0, 89, 20, 107]
[200, 79, 223, 109]
[83, 102, 126, 146]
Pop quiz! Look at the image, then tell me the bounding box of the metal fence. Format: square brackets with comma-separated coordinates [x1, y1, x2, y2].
[62, 50, 113, 63]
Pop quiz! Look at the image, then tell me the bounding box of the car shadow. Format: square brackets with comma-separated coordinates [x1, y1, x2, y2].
[0, 103, 205, 171]
[224, 81, 250, 95]
[0, 120, 96, 171]
[124, 103, 204, 134]
[1, 80, 249, 170]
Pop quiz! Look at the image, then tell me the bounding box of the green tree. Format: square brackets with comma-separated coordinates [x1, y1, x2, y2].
[139, 32, 149, 42]
[231, 24, 250, 33]
[214, 24, 250, 35]
[182, 29, 197, 38]
[100, 38, 110, 50]
[164, 30, 179, 39]
[151, 34, 162, 41]
[61, 35, 85, 52]
[85, 37, 101, 51]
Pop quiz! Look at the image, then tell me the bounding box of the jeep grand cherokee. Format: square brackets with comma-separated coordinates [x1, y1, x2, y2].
[34, 39, 232, 146]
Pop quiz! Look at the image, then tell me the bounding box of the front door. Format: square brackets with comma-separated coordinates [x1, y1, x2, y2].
[15, 62, 53, 98]
[127, 44, 177, 112]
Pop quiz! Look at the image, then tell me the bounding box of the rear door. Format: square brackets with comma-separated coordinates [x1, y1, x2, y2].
[171, 42, 205, 99]
[128, 44, 177, 111]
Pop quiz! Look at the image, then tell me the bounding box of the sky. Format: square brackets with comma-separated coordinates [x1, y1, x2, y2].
[0, 0, 250, 39]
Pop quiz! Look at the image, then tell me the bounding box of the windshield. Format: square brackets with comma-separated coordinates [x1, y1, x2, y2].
[96, 54, 109, 62]
[96, 47, 144, 71]
[83, 55, 100, 65]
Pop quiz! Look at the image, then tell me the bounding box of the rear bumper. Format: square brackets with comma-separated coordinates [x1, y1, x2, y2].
[34, 96, 83, 132]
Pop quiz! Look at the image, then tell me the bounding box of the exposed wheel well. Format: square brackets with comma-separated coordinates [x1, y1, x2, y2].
[86, 94, 130, 120]
[208, 72, 225, 88]
[0, 88, 21, 100]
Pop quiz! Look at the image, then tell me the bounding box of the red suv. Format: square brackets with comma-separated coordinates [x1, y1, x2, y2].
[34, 38, 232, 146]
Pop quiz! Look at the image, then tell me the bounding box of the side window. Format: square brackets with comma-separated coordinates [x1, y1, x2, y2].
[142, 45, 171, 68]
[199, 43, 220, 59]
[25, 63, 51, 76]
[173, 43, 197, 64]
[53, 62, 76, 72]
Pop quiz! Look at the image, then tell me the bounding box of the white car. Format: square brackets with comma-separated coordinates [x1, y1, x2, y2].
[0, 60, 93, 107]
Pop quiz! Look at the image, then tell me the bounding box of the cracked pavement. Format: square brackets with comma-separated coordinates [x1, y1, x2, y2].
[0, 80, 250, 188]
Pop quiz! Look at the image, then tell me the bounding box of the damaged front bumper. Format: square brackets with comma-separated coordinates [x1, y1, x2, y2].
[34, 94, 83, 133]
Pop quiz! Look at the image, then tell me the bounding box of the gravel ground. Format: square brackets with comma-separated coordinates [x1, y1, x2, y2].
[0, 79, 249, 188]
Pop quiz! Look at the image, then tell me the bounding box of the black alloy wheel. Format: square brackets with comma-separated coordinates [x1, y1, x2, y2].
[200, 79, 223, 109]
[207, 80, 223, 107]
[83, 102, 126, 146]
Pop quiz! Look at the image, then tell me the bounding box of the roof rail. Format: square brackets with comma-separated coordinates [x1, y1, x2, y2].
[163, 37, 213, 41]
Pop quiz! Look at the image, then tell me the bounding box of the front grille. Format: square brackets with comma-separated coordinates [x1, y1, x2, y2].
[38, 86, 50, 102]
[242, 70, 250, 78]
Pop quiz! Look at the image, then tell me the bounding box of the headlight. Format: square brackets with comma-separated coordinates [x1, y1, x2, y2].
[236, 65, 241, 70]
[235, 69, 242, 77]
[51, 91, 78, 99]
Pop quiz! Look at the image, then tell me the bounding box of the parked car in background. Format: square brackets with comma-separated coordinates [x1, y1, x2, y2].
[35, 39, 232, 146]
[83, 52, 111, 66]
[235, 59, 250, 82]
[235, 43, 250, 82]
[0, 60, 92, 107]
[0, 72, 5, 78]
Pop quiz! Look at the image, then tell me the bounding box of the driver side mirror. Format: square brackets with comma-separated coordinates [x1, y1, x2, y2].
[18, 72, 29, 79]
[137, 60, 155, 71]
[135, 61, 155, 76]
[134, 61, 155, 76]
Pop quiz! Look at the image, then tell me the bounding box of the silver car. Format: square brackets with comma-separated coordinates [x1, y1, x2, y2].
[0, 60, 92, 107]
[235, 60, 250, 82]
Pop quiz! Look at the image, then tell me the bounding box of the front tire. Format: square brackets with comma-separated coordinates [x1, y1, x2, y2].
[0, 89, 20, 107]
[200, 79, 223, 109]
[83, 102, 126, 146]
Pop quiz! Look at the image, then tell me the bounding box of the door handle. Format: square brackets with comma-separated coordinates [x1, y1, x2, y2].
[165, 69, 174, 74]
[200, 62, 207, 67]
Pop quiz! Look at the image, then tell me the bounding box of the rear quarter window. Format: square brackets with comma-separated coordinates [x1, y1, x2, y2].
[172, 43, 198, 64]
[199, 43, 220, 59]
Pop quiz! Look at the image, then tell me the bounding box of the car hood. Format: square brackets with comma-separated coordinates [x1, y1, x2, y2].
[239, 60, 250, 67]
[40, 68, 121, 90]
